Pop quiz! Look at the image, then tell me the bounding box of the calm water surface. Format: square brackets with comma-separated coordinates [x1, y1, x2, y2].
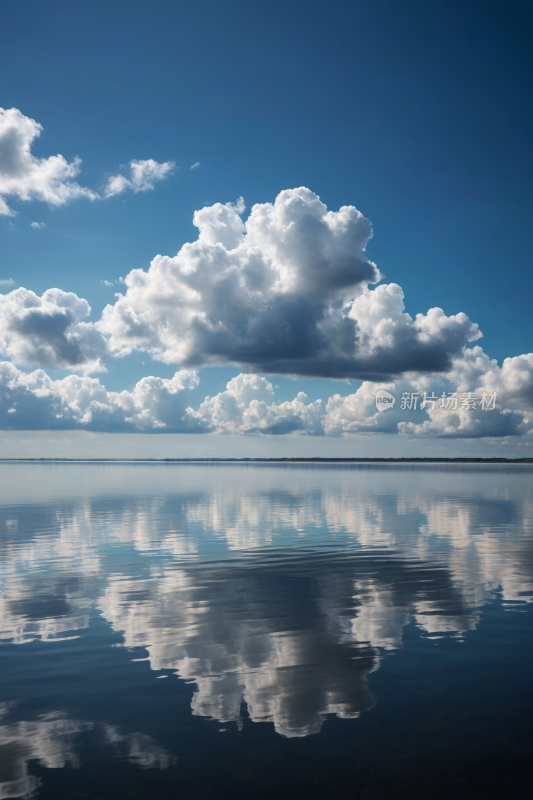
[1, 462, 532, 799]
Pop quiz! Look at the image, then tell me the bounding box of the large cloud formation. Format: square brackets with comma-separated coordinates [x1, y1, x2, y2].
[1, 354, 532, 438]
[0, 188, 483, 380]
[98, 188, 481, 379]
[0, 362, 324, 434]
[0, 107, 98, 216]
[2, 185, 533, 439]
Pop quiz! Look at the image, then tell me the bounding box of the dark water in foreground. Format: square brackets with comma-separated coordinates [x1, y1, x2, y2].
[1, 462, 532, 799]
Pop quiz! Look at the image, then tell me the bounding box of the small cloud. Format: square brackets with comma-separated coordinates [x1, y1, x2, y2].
[101, 278, 126, 287]
[31, 221, 45, 229]
[190, 162, 200, 170]
[0, 107, 98, 216]
[104, 159, 175, 198]
[0, 278, 15, 287]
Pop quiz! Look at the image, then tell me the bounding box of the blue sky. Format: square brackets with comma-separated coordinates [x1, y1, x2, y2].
[1, 0, 532, 457]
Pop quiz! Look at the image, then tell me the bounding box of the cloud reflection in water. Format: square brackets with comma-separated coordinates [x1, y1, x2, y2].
[0, 462, 532, 794]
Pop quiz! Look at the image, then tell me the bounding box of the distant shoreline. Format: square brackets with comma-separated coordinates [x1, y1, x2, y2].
[0, 457, 532, 464]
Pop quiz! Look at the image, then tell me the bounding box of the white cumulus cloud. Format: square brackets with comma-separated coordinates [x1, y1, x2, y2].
[1, 184, 531, 442]
[0, 361, 201, 432]
[396, 348, 533, 439]
[0, 363, 323, 435]
[0, 107, 98, 216]
[186, 373, 324, 435]
[0, 288, 107, 373]
[323, 347, 533, 439]
[2, 354, 533, 439]
[97, 187, 479, 380]
[104, 158, 175, 198]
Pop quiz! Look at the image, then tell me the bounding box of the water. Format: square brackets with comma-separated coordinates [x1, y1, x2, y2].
[1, 462, 532, 799]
